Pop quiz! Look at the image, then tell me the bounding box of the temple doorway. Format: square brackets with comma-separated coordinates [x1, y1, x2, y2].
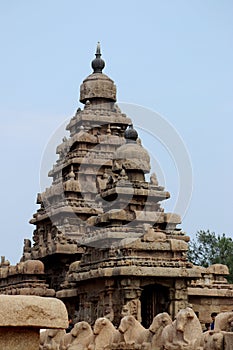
[140, 284, 170, 328]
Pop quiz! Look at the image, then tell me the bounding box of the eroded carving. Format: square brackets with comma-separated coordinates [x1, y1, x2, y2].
[118, 315, 150, 346]
[93, 317, 122, 350]
[214, 312, 233, 332]
[149, 312, 172, 350]
[39, 329, 66, 350]
[160, 307, 202, 350]
[60, 321, 94, 350]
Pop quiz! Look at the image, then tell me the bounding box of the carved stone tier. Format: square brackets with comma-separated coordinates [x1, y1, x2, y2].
[0, 259, 55, 296]
[100, 184, 170, 200]
[188, 264, 233, 324]
[80, 73, 117, 103]
[30, 204, 102, 225]
[68, 265, 200, 281]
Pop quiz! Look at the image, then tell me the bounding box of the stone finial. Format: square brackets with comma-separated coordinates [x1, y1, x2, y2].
[91, 42, 105, 73]
[80, 43, 116, 103]
[124, 124, 138, 143]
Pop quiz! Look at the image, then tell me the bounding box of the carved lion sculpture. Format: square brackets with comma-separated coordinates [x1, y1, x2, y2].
[93, 317, 122, 350]
[202, 331, 224, 350]
[160, 307, 202, 350]
[149, 312, 172, 350]
[66, 321, 94, 350]
[214, 311, 233, 332]
[118, 315, 150, 346]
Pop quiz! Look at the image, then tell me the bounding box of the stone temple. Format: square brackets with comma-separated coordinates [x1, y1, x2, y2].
[0, 44, 233, 328]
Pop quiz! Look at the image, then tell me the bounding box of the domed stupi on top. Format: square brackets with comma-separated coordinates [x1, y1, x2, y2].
[1, 44, 233, 331]
[80, 42, 116, 103]
[113, 124, 151, 175]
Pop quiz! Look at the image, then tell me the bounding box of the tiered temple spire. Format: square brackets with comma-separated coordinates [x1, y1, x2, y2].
[1, 44, 231, 328]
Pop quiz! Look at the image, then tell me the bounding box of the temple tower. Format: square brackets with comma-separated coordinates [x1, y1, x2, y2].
[23, 44, 132, 291]
[26, 44, 199, 325]
[1, 44, 233, 327]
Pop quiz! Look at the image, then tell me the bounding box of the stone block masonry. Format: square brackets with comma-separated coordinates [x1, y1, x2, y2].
[0, 295, 68, 350]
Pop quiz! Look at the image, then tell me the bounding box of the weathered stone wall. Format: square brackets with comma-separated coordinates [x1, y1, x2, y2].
[188, 264, 233, 324]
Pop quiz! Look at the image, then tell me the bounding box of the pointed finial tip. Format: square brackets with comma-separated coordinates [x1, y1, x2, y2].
[91, 42, 105, 73]
[96, 42, 101, 55]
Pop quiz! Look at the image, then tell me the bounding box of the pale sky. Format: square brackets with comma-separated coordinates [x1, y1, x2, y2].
[0, 0, 232, 264]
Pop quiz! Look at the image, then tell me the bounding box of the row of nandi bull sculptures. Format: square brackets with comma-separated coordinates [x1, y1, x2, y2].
[40, 307, 233, 350]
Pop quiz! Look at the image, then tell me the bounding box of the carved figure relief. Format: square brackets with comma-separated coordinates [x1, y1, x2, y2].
[121, 299, 141, 322]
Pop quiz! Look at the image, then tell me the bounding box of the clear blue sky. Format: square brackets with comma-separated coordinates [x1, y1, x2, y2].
[0, 1, 232, 264]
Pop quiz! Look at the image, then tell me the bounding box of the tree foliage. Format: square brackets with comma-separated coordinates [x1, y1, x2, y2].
[188, 230, 233, 283]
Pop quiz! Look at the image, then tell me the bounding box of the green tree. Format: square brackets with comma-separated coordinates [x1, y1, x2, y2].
[188, 230, 233, 283]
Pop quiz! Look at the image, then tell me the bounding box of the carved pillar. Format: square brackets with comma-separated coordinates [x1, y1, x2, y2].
[171, 279, 189, 317]
[83, 301, 92, 324]
[96, 290, 105, 318]
[77, 292, 86, 321]
[47, 232, 53, 254]
[104, 284, 114, 321]
[120, 278, 142, 321]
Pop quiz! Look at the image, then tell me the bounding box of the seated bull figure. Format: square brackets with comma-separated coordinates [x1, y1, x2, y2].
[200, 311, 233, 350]
[214, 311, 233, 332]
[60, 321, 94, 350]
[93, 317, 122, 350]
[39, 329, 65, 350]
[149, 312, 172, 350]
[202, 331, 224, 350]
[118, 315, 151, 347]
[160, 307, 202, 350]
[60, 332, 73, 350]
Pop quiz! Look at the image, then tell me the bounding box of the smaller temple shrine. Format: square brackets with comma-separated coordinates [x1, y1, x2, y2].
[1, 44, 233, 328]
